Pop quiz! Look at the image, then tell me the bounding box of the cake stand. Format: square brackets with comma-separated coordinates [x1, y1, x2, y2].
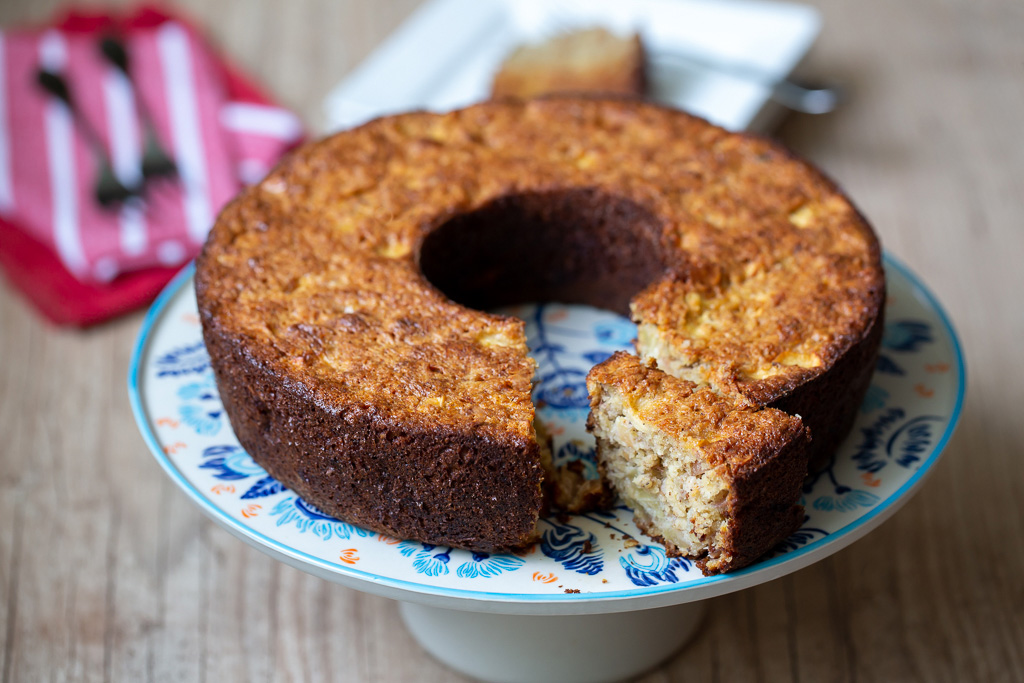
[129, 254, 964, 683]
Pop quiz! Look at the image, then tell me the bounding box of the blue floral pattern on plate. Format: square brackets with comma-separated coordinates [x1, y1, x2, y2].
[132, 256, 963, 600]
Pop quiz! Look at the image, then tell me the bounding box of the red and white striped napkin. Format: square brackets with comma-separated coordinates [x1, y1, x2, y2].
[0, 6, 304, 325]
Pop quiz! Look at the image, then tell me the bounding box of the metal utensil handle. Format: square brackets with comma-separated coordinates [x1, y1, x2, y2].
[35, 69, 108, 152]
[648, 49, 843, 115]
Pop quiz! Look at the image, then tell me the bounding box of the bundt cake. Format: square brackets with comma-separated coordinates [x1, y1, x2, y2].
[195, 98, 884, 569]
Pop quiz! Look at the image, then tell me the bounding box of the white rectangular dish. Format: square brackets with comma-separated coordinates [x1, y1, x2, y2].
[323, 0, 821, 134]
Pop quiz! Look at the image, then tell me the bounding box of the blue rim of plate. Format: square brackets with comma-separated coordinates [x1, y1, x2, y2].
[128, 252, 965, 605]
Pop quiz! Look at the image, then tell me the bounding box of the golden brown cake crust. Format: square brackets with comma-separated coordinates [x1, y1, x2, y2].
[587, 352, 806, 466]
[195, 98, 884, 556]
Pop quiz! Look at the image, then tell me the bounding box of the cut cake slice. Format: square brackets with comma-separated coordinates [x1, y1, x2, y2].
[491, 27, 646, 100]
[586, 352, 810, 574]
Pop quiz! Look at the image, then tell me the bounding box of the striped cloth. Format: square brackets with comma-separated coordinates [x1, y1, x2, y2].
[0, 6, 303, 324]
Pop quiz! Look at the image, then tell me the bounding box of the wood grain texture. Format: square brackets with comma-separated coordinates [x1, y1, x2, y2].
[0, 0, 1021, 681]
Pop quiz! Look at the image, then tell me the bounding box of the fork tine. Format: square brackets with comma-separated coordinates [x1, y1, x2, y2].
[95, 162, 135, 207]
[141, 130, 178, 179]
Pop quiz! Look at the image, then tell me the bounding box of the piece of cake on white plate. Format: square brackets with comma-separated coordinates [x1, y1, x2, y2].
[491, 27, 646, 100]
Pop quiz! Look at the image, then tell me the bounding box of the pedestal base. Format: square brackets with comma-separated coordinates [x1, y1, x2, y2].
[399, 600, 708, 683]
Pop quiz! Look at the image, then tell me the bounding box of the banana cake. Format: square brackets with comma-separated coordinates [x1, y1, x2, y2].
[195, 98, 884, 566]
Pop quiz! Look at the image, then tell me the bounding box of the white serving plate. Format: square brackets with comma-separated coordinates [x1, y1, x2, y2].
[130, 255, 964, 617]
[323, 0, 822, 134]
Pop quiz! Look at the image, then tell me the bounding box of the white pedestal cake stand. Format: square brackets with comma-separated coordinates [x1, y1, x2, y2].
[129, 255, 964, 683]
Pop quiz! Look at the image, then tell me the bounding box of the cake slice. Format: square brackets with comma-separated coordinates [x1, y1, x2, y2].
[586, 352, 810, 574]
[491, 27, 646, 100]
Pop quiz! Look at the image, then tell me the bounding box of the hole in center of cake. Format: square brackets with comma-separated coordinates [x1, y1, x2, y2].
[421, 189, 668, 512]
[419, 189, 666, 315]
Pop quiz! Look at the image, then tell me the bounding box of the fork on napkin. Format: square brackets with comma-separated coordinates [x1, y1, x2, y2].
[0, 6, 304, 325]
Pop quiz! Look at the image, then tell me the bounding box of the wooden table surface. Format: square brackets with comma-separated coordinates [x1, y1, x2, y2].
[1, 0, 1021, 681]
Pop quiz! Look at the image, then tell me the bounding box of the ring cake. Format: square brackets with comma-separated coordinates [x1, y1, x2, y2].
[195, 98, 884, 572]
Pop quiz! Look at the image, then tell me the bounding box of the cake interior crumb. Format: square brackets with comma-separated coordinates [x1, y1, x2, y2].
[589, 385, 731, 562]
